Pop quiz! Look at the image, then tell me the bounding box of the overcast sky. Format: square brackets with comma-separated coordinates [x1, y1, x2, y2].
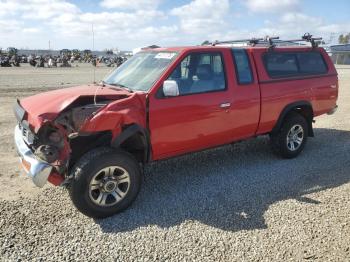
[0, 0, 349, 50]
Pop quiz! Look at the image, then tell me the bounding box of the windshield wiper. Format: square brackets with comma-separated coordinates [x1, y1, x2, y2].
[106, 83, 133, 93]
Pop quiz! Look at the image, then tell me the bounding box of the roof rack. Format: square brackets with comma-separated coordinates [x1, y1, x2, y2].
[210, 38, 264, 46]
[209, 33, 322, 48]
[267, 33, 322, 48]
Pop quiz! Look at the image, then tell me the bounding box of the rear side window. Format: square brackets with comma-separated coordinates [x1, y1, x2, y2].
[232, 49, 253, 84]
[264, 53, 298, 77]
[297, 52, 327, 74]
[263, 51, 328, 78]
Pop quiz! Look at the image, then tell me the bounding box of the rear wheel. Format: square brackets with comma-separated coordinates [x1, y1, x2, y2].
[270, 112, 308, 159]
[68, 148, 141, 218]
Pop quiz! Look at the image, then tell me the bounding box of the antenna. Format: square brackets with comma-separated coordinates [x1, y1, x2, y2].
[92, 23, 96, 84]
[92, 23, 100, 105]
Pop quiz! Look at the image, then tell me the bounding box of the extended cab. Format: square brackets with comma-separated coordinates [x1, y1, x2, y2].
[14, 42, 338, 218]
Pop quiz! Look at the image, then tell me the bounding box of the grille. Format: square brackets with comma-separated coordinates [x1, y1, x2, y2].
[19, 122, 34, 145]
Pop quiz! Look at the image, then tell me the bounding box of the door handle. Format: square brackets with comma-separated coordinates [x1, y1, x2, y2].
[219, 102, 231, 108]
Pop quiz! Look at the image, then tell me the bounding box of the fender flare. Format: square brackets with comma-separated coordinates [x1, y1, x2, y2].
[111, 124, 151, 163]
[272, 101, 314, 137]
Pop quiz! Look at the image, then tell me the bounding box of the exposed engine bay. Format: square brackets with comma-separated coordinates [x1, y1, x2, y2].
[55, 103, 107, 134]
[26, 102, 108, 181]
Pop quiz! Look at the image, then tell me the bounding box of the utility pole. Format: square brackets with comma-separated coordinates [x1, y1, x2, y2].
[328, 33, 335, 45]
[48, 40, 51, 50]
[92, 24, 95, 52]
[92, 24, 96, 84]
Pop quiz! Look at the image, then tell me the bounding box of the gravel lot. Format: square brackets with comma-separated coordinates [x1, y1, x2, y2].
[0, 64, 349, 261]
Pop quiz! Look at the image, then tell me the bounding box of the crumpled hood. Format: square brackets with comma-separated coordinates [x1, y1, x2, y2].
[19, 85, 132, 129]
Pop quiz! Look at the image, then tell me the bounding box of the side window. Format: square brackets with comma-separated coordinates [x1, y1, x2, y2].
[169, 55, 190, 80]
[297, 52, 327, 74]
[232, 49, 253, 84]
[199, 55, 210, 65]
[167, 52, 226, 95]
[263, 51, 328, 79]
[213, 55, 223, 74]
[264, 53, 298, 78]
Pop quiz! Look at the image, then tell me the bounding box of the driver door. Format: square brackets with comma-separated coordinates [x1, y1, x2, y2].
[148, 51, 234, 160]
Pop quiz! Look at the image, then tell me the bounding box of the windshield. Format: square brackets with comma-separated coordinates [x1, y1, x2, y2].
[104, 51, 178, 92]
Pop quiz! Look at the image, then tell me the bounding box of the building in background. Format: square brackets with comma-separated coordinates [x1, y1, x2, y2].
[329, 44, 350, 65]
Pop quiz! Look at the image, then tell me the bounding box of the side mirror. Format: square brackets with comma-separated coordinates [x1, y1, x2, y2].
[163, 80, 179, 97]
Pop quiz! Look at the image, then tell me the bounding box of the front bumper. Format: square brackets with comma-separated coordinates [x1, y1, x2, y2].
[14, 125, 52, 187]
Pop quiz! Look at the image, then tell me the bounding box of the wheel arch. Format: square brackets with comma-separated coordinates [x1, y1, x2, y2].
[272, 101, 314, 137]
[69, 131, 113, 168]
[111, 124, 151, 164]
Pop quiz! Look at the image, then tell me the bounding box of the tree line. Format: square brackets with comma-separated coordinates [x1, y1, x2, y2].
[338, 33, 350, 44]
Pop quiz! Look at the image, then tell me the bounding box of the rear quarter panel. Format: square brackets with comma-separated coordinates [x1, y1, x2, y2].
[309, 49, 338, 116]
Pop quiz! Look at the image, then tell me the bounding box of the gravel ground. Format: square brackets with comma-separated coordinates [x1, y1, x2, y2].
[0, 64, 349, 261]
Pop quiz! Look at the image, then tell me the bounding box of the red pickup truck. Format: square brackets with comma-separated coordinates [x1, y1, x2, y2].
[14, 41, 338, 218]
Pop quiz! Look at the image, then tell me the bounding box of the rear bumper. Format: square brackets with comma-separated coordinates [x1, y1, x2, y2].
[327, 105, 338, 115]
[14, 125, 52, 187]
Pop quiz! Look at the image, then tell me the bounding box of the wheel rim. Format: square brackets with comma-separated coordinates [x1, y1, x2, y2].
[286, 124, 304, 151]
[88, 166, 130, 207]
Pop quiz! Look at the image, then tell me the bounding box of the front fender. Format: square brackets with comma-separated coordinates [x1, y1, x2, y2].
[111, 124, 151, 163]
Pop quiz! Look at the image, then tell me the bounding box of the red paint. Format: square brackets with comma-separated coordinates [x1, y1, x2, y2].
[48, 171, 64, 186]
[18, 45, 338, 167]
[148, 48, 261, 158]
[79, 92, 147, 140]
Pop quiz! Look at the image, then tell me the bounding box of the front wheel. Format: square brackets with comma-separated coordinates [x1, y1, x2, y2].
[68, 148, 141, 218]
[270, 112, 308, 159]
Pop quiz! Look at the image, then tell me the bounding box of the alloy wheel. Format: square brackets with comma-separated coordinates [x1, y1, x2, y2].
[88, 166, 130, 207]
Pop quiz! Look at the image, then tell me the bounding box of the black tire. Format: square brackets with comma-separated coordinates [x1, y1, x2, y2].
[270, 112, 308, 159]
[68, 147, 141, 218]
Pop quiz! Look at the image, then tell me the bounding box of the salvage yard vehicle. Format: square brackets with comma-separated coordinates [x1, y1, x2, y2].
[14, 34, 338, 218]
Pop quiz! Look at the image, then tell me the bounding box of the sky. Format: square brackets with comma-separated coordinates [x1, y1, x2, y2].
[0, 0, 349, 51]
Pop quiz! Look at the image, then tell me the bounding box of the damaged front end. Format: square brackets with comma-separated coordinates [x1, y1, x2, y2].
[14, 101, 107, 187]
[14, 86, 142, 188]
[14, 124, 53, 187]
